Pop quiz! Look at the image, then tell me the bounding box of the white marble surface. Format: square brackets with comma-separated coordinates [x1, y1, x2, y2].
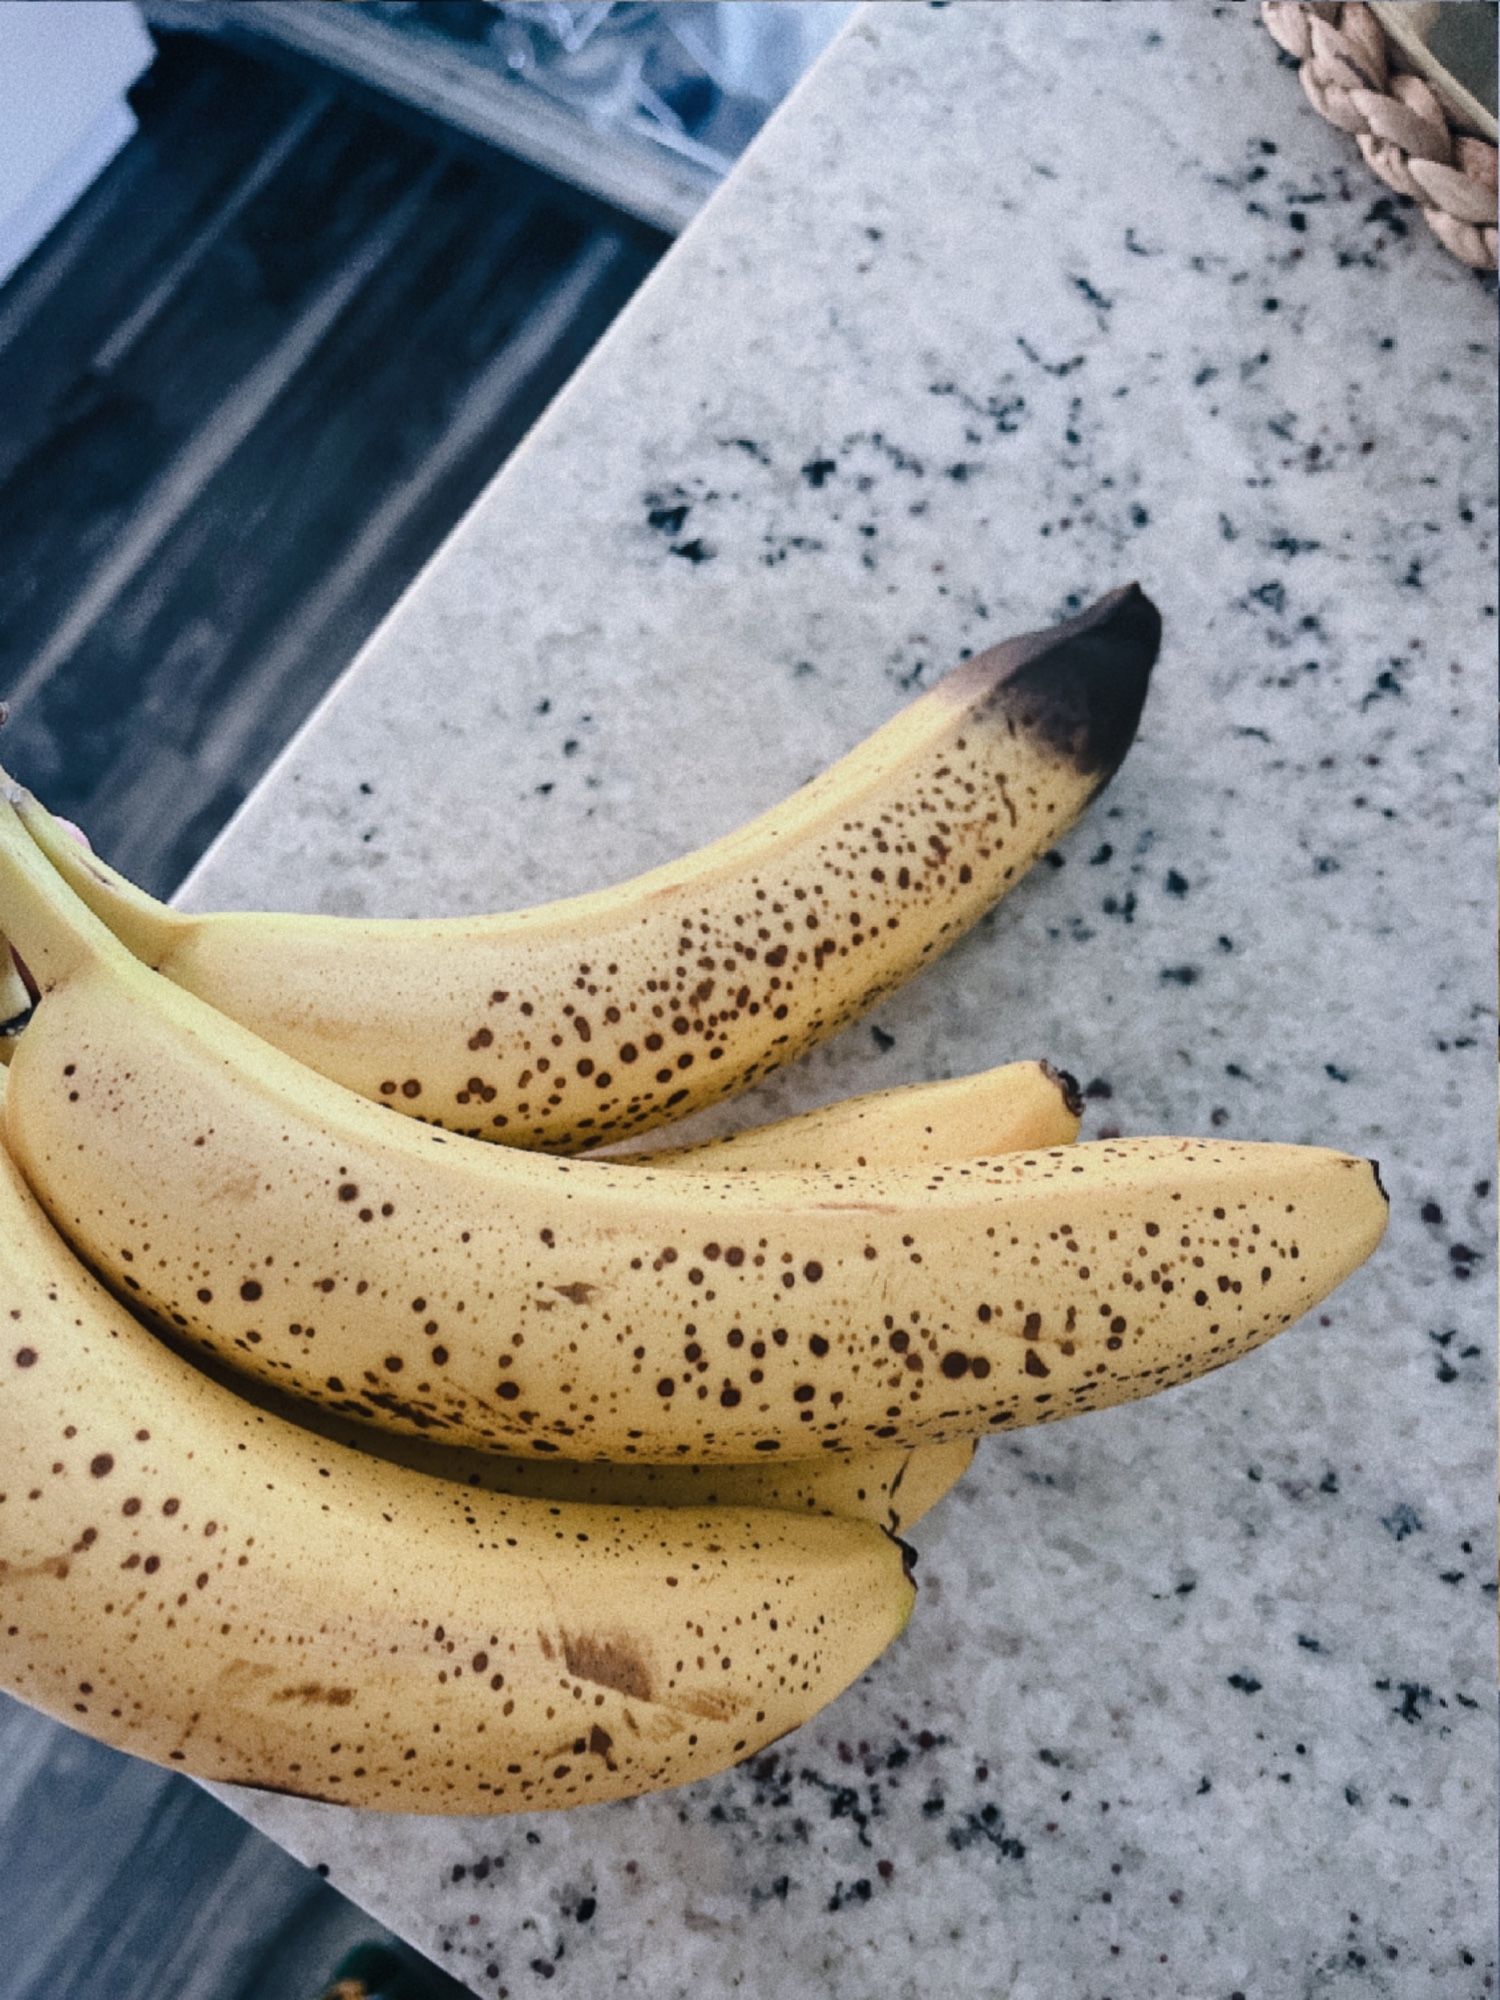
[183, 5, 1496, 1995]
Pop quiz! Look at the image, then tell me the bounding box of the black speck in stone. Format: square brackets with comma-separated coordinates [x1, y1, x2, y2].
[1129, 502, 1150, 527]
[670, 539, 715, 564]
[1160, 965, 1200, 986]
[1345, 1785, 1361, 1805]
[1420, 1199, 1446, 1224]
[1392, 1682, 1431, 1724]
[1251, 580, 1287, 614]
[536, 696, 551, 714]
[1366, 194, 1410, 238]
[1083, 1078, 1113, 1101]
[647, 503, 689, 535]
[1016, 334, 1084, 378]
[801, 457, 837, 488]
[1227, 1673, 1262, 1694]
[1289, 211, 1307, 232]
[1071, 274, 1113, 313]
[946, 462, 973, 482]
[1164, 868, 1189, 897]
[1197, 1776, 1212, 1794]
[949, 1808, 1026, 1861]
[1263, 296, 1279, 312]
[1381, 1501, 1422, 1541]
[1297, 1634, 1322, 1651]
[575, 1897, 596, 1923]
[1319, 1468, 1339, 1494]
[1045, 849, 1068, 871]
[1124, 227, 1155, 256]
[1325, 1063, 1350, 1082]
[1089, 843, 1113, 865]
[357, 781, 373, 795]
[870, 1025, 896, 1052]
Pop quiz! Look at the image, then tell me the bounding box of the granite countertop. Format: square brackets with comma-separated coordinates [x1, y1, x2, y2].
[181, 5, 1496, 1995]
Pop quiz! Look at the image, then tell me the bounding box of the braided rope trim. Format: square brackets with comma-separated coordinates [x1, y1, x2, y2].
[1261, 0, 1497, 270]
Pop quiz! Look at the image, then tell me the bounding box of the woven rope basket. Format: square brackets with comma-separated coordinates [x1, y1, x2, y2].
[1261, 1, 1498, 270]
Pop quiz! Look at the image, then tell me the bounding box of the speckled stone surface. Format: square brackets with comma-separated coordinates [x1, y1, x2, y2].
[182, 5, 1496, 1996]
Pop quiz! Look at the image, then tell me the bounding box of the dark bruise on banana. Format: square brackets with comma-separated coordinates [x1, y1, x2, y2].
[14, 587, 1160, 1151]
[0, 1137, 913, 1813]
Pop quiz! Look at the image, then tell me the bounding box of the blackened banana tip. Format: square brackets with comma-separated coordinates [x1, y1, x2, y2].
[1368, 1157, 1388, 1204]
[995, 583, 1161, 785]
[1041, 1060, 1086, 1120]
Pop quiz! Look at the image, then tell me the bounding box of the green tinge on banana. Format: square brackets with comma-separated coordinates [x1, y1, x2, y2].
[0, 1109, 912, 1812]
[254, 1060, 1086, 1527]
[0, 790, 1388, 1466]
[10, 585, 1159, 1150]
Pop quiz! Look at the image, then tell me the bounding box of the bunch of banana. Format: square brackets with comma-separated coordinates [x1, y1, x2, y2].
[0, 585, 1389, 1815]
[0, 1054, 1087, 1812]
[0, 1094, 914, 1812]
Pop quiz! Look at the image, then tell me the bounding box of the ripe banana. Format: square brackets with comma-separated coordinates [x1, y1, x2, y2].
[0, 1093, 913, 1812]
[252, 1063, 1086, 1528]
[9, 584, 1159, 1150]
[0, 791, 1388, 1464]
[607, 1057, 1083, 1171]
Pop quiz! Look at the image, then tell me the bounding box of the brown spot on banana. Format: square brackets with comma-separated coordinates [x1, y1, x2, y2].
[560, 1631, 653, 1702]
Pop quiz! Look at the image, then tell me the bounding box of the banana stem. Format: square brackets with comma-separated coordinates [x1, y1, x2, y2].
[10, 783, 180, 965]
[0, 781, 122, 990]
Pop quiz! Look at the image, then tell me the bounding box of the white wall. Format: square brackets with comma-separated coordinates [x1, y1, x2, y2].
[0, 0, 153, 285]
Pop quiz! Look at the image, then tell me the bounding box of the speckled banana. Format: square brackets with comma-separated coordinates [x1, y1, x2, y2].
[0, 1099, 911, 1812]
[0, 793, 1387, 1465]
[606, 1057, 1083, 1171]
[8, 585, 1159, 1150]
[247, 1062, 1087, 1528]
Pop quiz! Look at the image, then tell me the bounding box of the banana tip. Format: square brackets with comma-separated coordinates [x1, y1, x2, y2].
[1041, 1060, 1086, 1120]
[987, 583, 1162, 785]
[1367, 1156, 1388, 1204]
